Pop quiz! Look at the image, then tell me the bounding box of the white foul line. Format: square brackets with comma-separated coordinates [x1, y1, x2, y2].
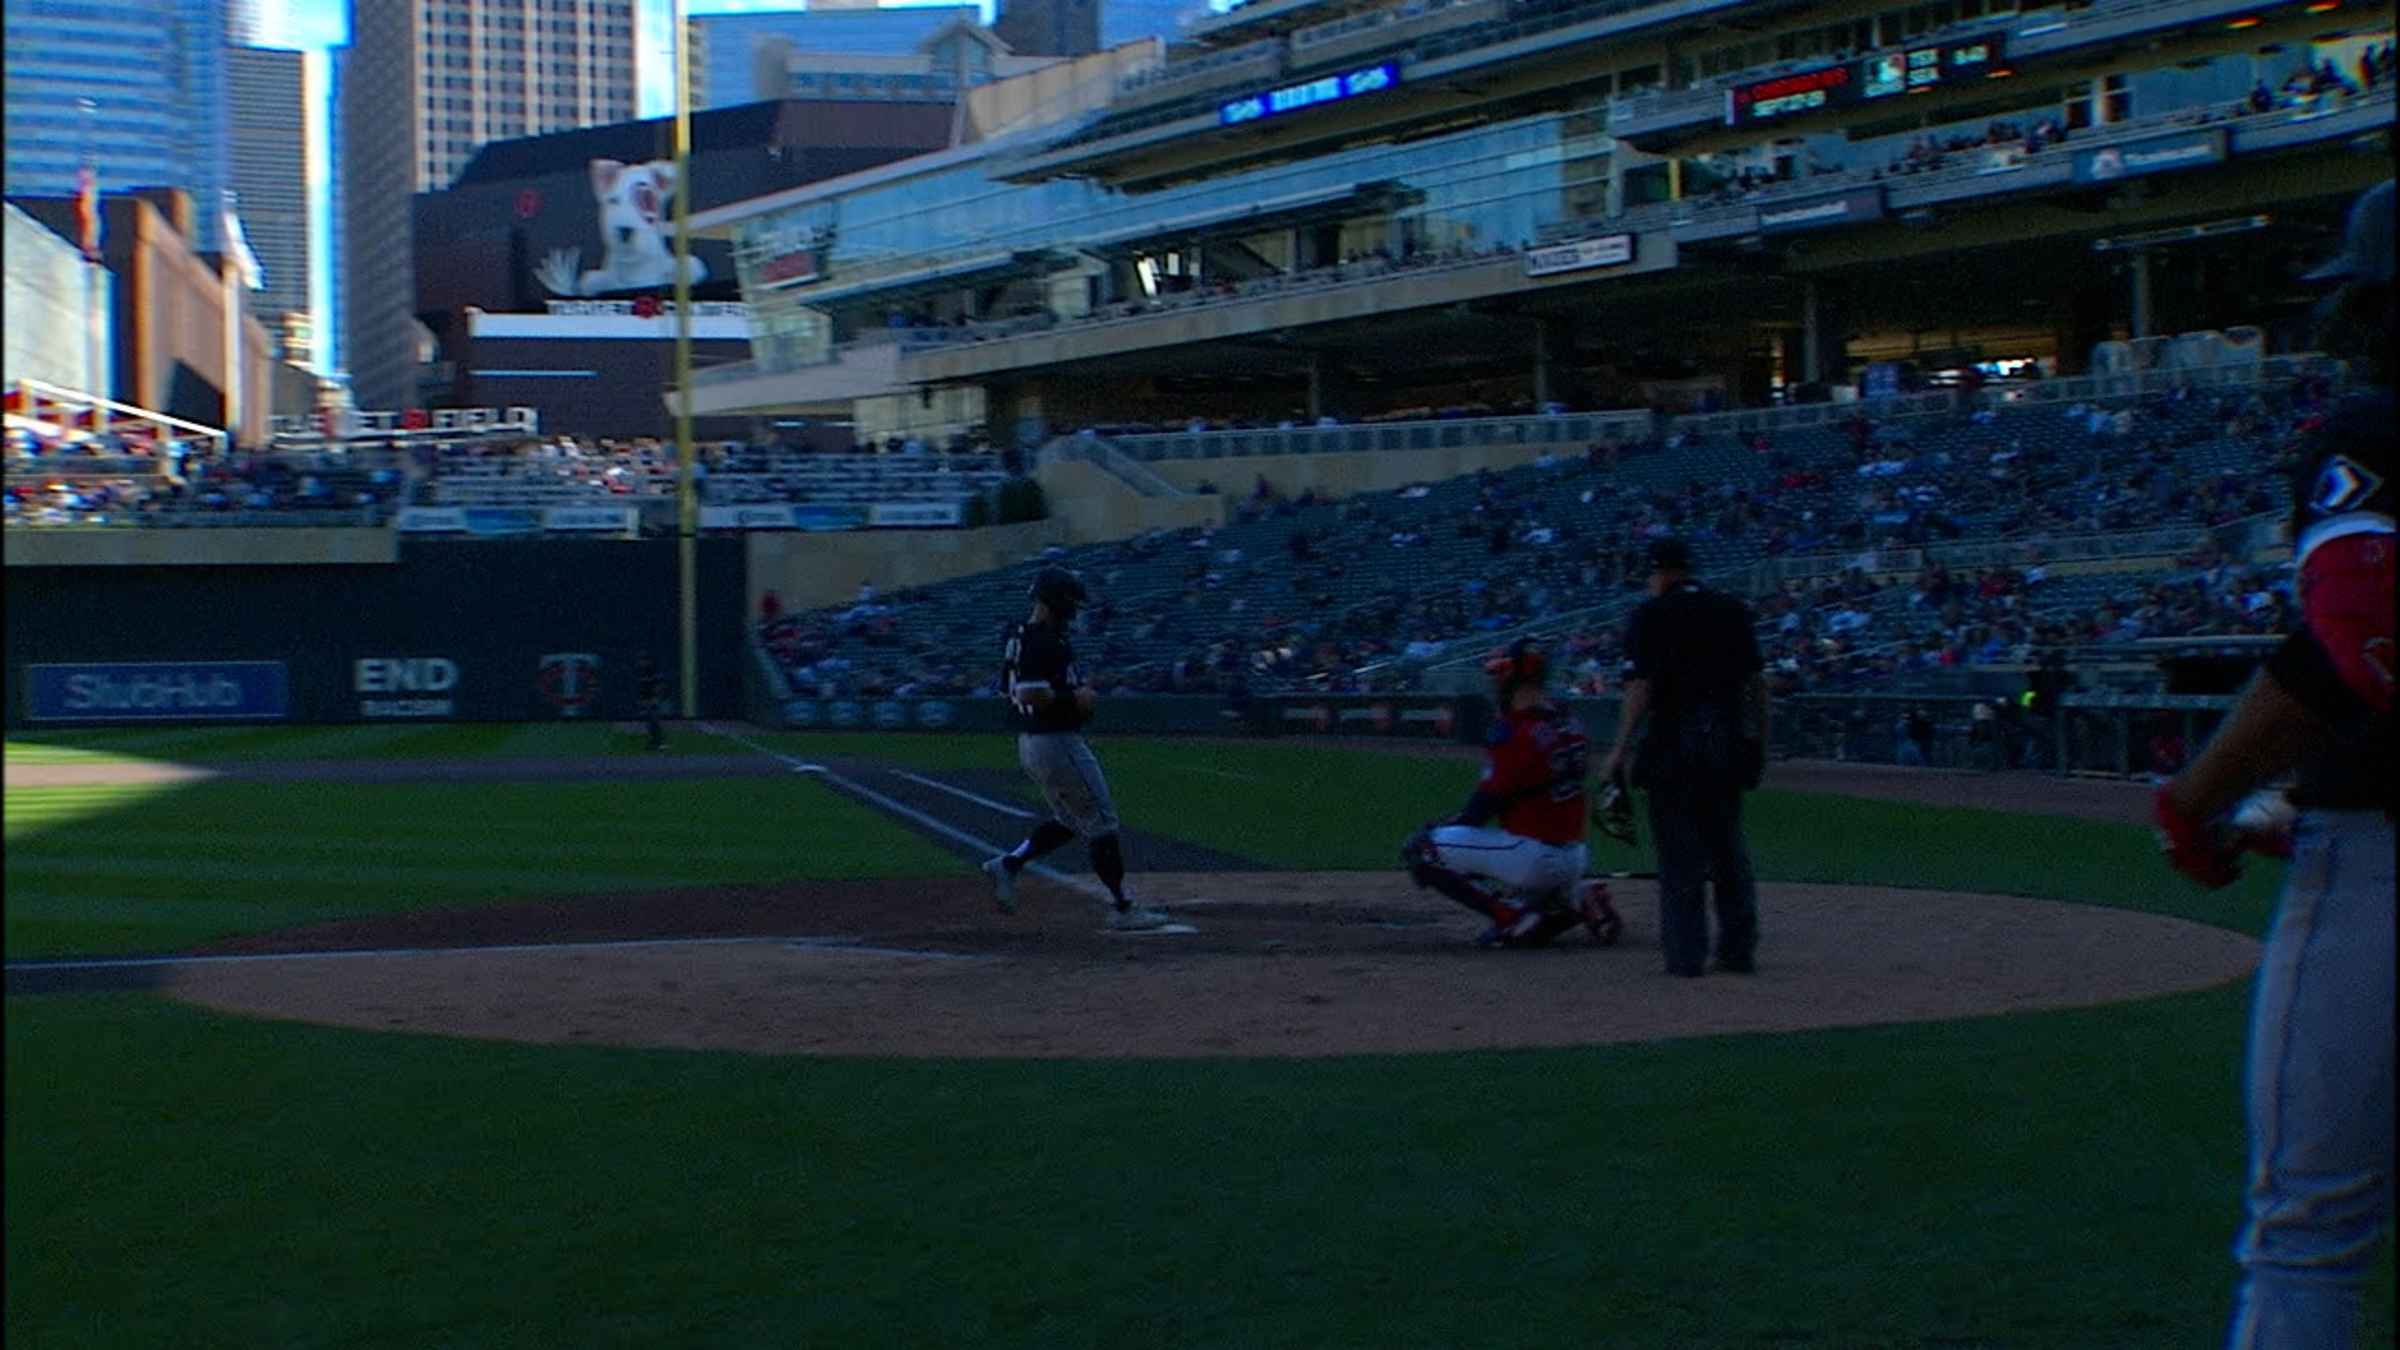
[888, 767, 1036, 819]
[703, 724, 1113, 905]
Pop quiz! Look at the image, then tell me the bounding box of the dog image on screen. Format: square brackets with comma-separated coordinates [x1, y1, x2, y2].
[535, 158, 709, 297]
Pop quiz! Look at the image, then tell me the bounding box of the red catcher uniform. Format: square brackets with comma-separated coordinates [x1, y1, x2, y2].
[1478, 704, 1591, 845]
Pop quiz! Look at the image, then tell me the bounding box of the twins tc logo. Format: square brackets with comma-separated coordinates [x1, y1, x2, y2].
[2310, 456, 2383, 516]
[537, 652, 602, 716]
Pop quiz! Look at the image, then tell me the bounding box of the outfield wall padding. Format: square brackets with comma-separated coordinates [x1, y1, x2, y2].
[5, 538, 747, 728]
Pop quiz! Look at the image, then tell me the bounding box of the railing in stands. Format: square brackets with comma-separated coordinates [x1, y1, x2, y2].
[1101, 408, 1657, 461]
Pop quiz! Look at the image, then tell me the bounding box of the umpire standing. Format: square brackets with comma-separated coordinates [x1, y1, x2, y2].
[1599, 538, 1769, 977]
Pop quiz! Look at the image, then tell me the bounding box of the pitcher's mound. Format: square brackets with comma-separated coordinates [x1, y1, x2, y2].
[164, 871, 2257, 1059]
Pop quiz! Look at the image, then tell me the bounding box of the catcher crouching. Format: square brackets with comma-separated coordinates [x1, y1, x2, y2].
[1401, 639, 1623, 947]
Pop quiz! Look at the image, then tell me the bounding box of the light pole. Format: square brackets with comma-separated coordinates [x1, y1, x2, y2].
[79, 97, 104, 431]
[674, 0, 699, 720]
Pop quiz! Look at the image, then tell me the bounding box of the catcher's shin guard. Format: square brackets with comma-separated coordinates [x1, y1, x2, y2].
[1404, 828, 1523, 925]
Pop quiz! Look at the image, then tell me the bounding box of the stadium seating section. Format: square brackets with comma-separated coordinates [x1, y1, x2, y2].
[760, 375, 2321, 704]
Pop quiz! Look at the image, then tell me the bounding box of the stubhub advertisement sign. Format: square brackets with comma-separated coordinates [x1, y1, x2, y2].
[27, 662, 290, 722]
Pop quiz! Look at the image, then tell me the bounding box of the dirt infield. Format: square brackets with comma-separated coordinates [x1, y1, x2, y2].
[159, 870, 2256, 1058]
[13, 747, 2232, 1056]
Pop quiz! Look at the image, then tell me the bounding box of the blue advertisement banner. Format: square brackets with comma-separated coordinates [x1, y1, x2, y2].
[2073, 129, 2225, 184]
[790, 505, 869, 533]
[461, 507, 543, 537]
[26, 661, 290, 722]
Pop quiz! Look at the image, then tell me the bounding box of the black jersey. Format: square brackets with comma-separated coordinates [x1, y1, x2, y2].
[1001, 619, 1089, 734]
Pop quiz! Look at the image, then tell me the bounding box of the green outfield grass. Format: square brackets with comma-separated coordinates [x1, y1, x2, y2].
[5, 730, 2388, 1348]
[4, 777, 961, 956]
[5, 722, 727, 765]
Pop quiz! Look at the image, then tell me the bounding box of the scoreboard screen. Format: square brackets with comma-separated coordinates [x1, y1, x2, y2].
[1862, 33, 2006, 99]
[1726, 32, 2005, 126]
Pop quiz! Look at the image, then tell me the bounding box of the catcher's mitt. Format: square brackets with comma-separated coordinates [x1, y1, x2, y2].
[1591, 772, 1637, 848]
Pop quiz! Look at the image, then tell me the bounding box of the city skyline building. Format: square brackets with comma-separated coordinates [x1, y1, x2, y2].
[328, 43, 349, 377]
[1101, 0, 1205, 50]
[688, 7, 980, 111]
[3, 0, 231, 251]
[227, 45, 313, 358]
[994, 0, 1097, 58]
[340, 0, 640, 411]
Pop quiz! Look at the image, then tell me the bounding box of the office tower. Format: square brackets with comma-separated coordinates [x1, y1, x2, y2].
[227, 45, 312, 355]
[3, 0, 231, 250]
[341, 0, 638, 411]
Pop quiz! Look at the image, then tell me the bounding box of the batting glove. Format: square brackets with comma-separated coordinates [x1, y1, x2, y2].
[2154, 786, 2241, 890]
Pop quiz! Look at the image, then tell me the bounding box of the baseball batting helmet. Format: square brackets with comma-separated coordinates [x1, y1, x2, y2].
[1030, 566, 1088, 622]
[1482, 638, 1547, 697]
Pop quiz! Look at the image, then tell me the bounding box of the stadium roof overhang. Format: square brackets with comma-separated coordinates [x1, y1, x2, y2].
[1184, 0, 1392, 48]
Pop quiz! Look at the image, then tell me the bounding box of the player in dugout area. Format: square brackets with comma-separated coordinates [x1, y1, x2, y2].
[2152, 177, 2392, 1350]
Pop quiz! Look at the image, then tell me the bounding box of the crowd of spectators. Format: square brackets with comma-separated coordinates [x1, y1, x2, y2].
[1682, 68, 2390, 214]
[759, 373, 2328, 703]
[7, 423, 402, 525]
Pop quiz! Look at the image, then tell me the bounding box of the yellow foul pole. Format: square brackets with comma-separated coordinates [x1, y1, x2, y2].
[673, 0, 699, 719]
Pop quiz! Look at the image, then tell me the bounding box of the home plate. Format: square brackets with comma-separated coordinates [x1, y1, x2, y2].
[1106, 923, 1201, 936]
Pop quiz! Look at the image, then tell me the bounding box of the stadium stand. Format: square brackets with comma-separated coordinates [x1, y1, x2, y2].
[755, 361, 2330, 704]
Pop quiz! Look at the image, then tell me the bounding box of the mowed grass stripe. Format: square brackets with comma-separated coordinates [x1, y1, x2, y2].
[2, 774, 962, 956]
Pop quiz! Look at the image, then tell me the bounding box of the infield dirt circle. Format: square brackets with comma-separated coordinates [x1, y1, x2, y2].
[11, 754, 2257, 1057]
[164, 869, 2258, 1059]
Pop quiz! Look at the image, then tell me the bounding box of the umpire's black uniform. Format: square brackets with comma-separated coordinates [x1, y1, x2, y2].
[1612, 538, 1767, 977]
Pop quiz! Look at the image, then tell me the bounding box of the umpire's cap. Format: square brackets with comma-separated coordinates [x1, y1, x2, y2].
[2302, 179, 2393, 286]
[1645, 536, 1695, 573]
[1030, 566, 1088, 617]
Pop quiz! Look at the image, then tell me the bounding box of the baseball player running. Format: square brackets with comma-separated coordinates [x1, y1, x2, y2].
[2153, 178, 2392, 1350]
[983, 567, 1175, 932]
[1401, 640, 1620, 947]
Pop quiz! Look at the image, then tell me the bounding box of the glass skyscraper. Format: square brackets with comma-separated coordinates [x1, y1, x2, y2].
[2, 0, 230, 251]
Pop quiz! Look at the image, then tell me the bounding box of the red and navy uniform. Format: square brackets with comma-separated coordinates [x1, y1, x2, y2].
[1472, 703, 1591, 845]
[2268, 389, 2393, 813]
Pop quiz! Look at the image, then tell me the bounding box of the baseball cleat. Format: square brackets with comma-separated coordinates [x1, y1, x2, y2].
[982, 856, 1018, 914]
[1105, 905, 1174, 933]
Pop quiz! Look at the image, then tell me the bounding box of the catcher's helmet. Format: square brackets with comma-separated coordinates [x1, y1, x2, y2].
[1030, 566, 1088, 621]
[1482, 638, 1547, 696]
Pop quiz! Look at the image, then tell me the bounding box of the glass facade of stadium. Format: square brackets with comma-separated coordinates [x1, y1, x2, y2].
[729, 96, 1622, 373]
[710, 0, 2395, 444]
